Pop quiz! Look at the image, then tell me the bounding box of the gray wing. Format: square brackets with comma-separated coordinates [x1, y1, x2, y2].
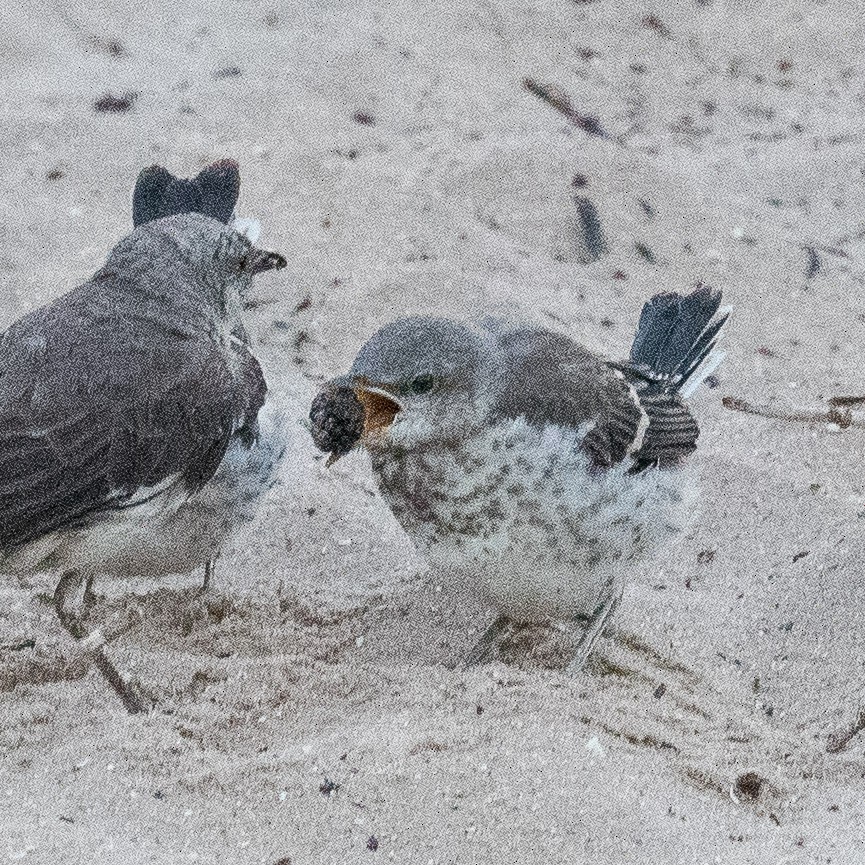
[626, 389, 699, 472]
[0, 291, 265, 551]
[490, 327, 697, 471]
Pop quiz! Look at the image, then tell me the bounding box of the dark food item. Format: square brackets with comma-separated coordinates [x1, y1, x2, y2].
[310, 385, 365, 460]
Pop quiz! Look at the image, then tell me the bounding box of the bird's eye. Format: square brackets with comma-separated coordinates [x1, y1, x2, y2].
[410, 374, 436, 395]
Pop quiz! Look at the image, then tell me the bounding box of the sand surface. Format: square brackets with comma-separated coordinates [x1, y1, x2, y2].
[2, 0, 865, 862]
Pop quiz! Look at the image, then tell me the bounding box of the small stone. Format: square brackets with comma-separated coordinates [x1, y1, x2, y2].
[94, 92, 137, 113]
[214, 66, 242, 79]
[735, 771, 764, 800]
[319, 777, 340, 796]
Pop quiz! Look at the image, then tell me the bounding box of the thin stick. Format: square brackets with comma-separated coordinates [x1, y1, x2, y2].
[522, 78, 610, 139]
[722, 395, 865, 429]
[827, 709, 865, 753]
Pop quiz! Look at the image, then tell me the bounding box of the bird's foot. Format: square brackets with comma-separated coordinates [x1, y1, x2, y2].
[590, 628, 703, 700]
[54, 571, 150, 714]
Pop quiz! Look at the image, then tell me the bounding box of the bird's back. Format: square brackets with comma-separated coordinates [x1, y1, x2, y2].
[489, 287, 727, 473]
[0, 258, 264, 557]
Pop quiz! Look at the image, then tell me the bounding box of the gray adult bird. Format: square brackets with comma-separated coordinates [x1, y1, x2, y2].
[0, 161, 286, 712]
[131, 158, 279, 592]
[312, 288, 729, 671]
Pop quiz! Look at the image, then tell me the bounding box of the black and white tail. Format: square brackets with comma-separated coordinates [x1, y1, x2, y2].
[628, 286, 730, 399]
[132, 159, 241, 228]
[624, 286, 730, 471]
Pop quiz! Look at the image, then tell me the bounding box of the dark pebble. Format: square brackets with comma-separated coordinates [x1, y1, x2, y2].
[735, 771, 764, 800]
[94, 92, 137, 113]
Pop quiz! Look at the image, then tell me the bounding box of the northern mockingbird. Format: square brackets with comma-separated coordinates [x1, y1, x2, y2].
[1, 161, 286, 712]
[311, 288, 728, 671]
[131, 159, 280, 592]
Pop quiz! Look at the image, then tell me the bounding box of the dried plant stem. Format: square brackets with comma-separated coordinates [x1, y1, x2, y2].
[827, 709, 865, 753]
[722, 395, 865, 430]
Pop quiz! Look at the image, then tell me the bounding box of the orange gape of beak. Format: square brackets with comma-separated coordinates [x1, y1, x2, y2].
[355, 387, 401, 441]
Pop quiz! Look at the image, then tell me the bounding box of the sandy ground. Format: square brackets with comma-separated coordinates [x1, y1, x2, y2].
[2, 0, 865, 862]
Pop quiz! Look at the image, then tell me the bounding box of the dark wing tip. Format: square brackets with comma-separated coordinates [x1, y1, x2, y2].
[629, 284, 726, 388]
[131, 158, 241, 227]
[132, 165, 176, 227]
[205, 157, 240, 173]
[681, 284, 723, 319]
[194, 159, 241, 224]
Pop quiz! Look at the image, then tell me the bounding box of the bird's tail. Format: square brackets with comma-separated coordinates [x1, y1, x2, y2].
[132, 159, 241, 227]
[627, 286, 730, 398]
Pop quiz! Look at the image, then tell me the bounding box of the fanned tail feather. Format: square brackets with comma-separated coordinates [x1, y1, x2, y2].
[628, 286, 730, 395]
[621, 286, 730, 471]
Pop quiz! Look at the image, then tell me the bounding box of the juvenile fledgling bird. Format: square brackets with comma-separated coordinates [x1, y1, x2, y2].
[0, 161, 286, 712]
[312, 288, 728, 670]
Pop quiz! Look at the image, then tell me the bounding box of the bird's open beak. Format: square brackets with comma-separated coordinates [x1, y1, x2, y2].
[247, 247, 287, 274]
[354, 383, 402, 441]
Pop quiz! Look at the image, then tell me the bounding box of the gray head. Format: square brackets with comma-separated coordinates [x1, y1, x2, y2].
[102, 213, 286, 315]
[346, 316, 490, 448]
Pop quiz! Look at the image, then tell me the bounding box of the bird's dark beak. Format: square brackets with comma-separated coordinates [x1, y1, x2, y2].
[354, 382, 402, 441]
[247, 247, 287, 274]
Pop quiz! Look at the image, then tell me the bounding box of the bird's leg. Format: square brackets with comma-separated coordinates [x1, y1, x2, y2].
[463, 614, 512, 667]
[53, 572, 150, 715]
[201, 558, 216, 594]
[82, 576, 98, 617]
[567, 575, 625, 674]
[54, 572, 89, 639]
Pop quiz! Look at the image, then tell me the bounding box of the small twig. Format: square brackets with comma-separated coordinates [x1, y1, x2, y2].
[828, 395, 865, 408]
[804, 246, 821, 279]
[827, 709, 865, 753]
[522, 78, 609, 139]
[52, 4, 125, 56]
[722, 395, 865, 429]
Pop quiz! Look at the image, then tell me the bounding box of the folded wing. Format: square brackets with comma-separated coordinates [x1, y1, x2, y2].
[0, 293, 264, 551]
[489, 327, 650, 469]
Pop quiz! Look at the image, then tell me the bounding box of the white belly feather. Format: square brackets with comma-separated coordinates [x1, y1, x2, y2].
[1, 404, 286, 580]
[372, 418, 698, 621]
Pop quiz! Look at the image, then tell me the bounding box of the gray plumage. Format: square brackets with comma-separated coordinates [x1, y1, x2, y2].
[351, 316, 486, 391]
[488, 326, 646, 469]
[1, 208, 286, 712]
[0, 215, 269, 559]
